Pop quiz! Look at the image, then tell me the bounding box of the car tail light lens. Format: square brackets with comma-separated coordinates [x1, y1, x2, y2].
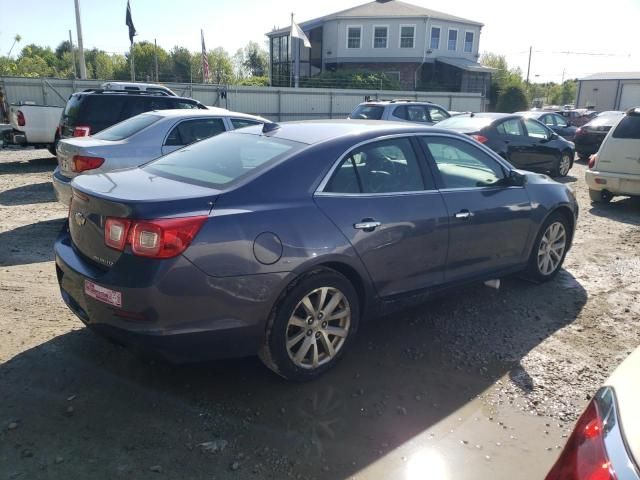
[545, 399, 616, 480]
[72, 155, 105, 172]
[72, 125, 91, 137]
[104, 216, 207, 258]
[575, 128, 583, 137]
[471, 134, 488, 144]
[16, 110, 25, 127]
[589, 154, 598, 169]
[105, 218, 132, 251]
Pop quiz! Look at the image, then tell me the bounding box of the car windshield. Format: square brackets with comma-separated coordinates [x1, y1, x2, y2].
[145, 132, 304, 188]
[436, 115, 495, 130]
[349, 105, 385, 120]
[588, 113, 624, 127]
[93, 114, 161, 141]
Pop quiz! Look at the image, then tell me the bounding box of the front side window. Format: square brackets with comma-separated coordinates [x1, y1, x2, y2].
[164, 118, 226, 146]
[173, 100, 199, 110]
[421, 136, 504, 189]
[496, 119, 525, 136]
[448, 30, 458, 51]
[406, 105, 429, 123]
[427, 106, 450, 123]
[373, 26, 388, 49]
[541, 115, 556, 127]
[147, 133, 303, 188]
[231, 118, 262, 129]
[347, 26, 362, 49]
[400, 26, 415, 48]
[325, 138, 426, 194]
[464, 32, 474, 53]
[524, 119, 549, 140]
[93, 114, 161, 141]
[430, 27, 441, 49]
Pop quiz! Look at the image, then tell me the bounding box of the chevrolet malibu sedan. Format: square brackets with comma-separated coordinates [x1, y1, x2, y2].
[55, 121, 578, 381]
[53, 108, 267, 206]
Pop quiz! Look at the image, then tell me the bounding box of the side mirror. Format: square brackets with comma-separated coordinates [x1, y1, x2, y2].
[506, 170, 526, 187]
[550, 132, 559, 140]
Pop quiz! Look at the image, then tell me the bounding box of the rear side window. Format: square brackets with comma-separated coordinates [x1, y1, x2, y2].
[63, 95, 83, 123]
[171, 100, 200, 109]
[612, 115, 640, 139]
[93, 114, 161, 141]
[164, 118, 226, 146]
[496, 119, 524, 136]
[78, 96, 127, 125]
[349, 105, 385, 120]
[325, 138, 427, 194]
[146, 133, 302, 188]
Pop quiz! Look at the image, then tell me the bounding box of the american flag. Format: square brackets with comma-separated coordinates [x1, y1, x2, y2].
[201, 29, 210, 84]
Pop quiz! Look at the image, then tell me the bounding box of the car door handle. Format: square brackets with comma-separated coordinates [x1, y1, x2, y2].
[455, 210, 474, 220]
[354, 220, 382, 231]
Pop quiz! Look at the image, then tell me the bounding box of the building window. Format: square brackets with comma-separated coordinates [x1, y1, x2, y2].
[430, 27, 441, 49]
[373, 26, 388, 48]
[347, 26, 362, 49]
[464, 31, 474, 53]
[400, 25, 415, 48]
[448, 29, 458, 51]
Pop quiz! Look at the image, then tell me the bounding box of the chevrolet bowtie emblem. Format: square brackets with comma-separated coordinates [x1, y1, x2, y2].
[74, 212, 87, 226]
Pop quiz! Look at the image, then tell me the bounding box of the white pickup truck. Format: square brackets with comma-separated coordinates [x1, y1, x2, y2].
[2, 103, 62, 154]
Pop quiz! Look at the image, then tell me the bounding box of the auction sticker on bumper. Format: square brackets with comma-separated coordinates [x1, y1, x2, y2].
[84, 280, 122, 307]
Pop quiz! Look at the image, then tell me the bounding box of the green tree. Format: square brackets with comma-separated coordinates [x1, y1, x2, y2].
[496, 84, 529, 113]
[0, 56, 17, 76]
[548, 80, 577, 106]
[480, 52, 525, 111]
[204, 47, 233, 84]
[94, 52, 114, 79]
[242, 41, 268, 77]
[169, 46, 192, 82]
[127, 41, 170, 81]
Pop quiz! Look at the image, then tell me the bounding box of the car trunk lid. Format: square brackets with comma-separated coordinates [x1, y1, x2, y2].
[57, 137, 121, 179]
[69, 168, 219, 269]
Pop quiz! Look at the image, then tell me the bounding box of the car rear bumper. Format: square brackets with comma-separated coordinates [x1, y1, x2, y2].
[54, 227, 289, 363]
[52, 167, 73, 206]
[585, 170, 640, 196]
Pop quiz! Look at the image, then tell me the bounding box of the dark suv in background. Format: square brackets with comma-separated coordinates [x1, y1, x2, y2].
[56, 84, 206, 145]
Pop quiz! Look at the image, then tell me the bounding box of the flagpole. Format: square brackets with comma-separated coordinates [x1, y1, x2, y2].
[130, 42, 135, 82]
[294, 15, 300, 89]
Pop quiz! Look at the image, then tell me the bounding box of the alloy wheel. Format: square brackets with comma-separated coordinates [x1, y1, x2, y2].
[559, 154, 571, 176]
[537, 222, 567, 276]
[286, 287, 351, 369]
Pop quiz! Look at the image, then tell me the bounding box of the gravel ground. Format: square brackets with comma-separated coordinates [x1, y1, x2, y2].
[0, 148, 638, 480]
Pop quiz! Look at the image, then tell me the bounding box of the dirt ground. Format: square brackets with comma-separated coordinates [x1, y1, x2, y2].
[0, 148, 639, 480]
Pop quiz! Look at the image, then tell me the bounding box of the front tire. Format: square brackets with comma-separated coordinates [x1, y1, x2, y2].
[526, 212, 570, 282]
[259, 268, 360, 381]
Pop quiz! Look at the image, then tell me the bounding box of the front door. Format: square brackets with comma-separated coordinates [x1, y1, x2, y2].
[314, 137, 449, 298]
[418, 135, 533, 281]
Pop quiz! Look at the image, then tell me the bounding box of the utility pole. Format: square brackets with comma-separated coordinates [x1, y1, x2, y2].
[526, 46, 532, 84]
[154, 39, 159, 82]
[68, 30, 77, 79]
[74, 0, 87, 79]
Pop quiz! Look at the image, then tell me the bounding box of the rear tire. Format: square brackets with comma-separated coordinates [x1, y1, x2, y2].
[525, 212, 570, 282]
[552, 152, 572, 177]
[259, 268, 360, 381]
[589, 189, 612, 203]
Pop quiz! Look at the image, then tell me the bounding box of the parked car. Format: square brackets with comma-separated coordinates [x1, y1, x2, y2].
[517, 111, 578, 140]
[545, 346, 640, 480]
[52, 108, 267, 206]
[56, 82, 205, 142]
[437, 113, 575, 177]
[586, 107, 640, 203]
[55, 120, 578, 380]
[348, 99, 450, 125]
[2, 103, 62, 154]
[558, 108, 597, 127]
[574, 111, 625, 160]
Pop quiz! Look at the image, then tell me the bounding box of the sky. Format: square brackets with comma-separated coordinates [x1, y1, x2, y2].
[0, 0, 639, 83]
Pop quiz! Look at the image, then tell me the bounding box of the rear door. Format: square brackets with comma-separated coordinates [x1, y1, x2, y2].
[161, 118, 227, 155]
[314, 136, 449, 297]
[522, 118, 559, 169]
[494, 118, 530, 166]
[418, 135, 533, 281]
[599, 113, 640, 175]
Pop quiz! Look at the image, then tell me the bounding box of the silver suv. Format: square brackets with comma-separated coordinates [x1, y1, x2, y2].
[348, 99, 450, 125]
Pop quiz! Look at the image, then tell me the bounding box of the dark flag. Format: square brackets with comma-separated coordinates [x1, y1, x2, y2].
[126, 0, 136, 44]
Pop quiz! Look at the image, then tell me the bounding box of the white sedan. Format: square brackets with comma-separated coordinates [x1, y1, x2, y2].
[53, 108, 268, 206]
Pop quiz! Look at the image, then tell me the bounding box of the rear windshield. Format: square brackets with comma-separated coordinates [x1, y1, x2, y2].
[145, 132, 303, 188]
[588, 112, 624, 127]
[612, 115, 640, 139]
[349, 105, 385, 120]
[93, 114, 161, 141]
[436, 115, 494, 131]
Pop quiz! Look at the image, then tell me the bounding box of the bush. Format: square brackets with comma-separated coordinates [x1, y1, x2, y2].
[496, 84, 528, 113]
[299, 71, 401, 90]
[236, 76, 269, 87]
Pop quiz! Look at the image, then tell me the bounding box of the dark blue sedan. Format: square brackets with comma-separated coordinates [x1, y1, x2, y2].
[55, 121, 578, 380]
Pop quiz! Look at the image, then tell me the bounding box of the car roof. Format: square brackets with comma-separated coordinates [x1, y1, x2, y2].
[233, 119, 456, 145]
[74, 90, 198, 102]
[144, 108, 266, 121]
[516, 111, 550, 118]
[359, 100, 437, 106]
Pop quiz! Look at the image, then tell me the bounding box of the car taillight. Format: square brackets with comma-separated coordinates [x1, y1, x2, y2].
[589, 154, 597, 169]
[545, 399, 616, 480]
[105, 218, 132, 251]
[72, 125, 91, 137]
[471, 134, 488, 144]
[16, 110, 26, 127]
[575, 128, 583, 137]
[104, 216, 207, 259]
[72, 155, 105, 172]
